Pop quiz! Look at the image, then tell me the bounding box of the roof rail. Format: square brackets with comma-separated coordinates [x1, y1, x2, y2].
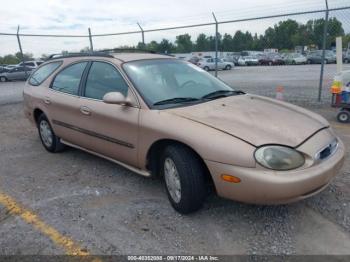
[46, 52, 113, 60]
[100, 48, 155, 54]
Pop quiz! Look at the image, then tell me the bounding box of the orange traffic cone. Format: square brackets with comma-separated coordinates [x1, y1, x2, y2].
[276, 86, 284, 101]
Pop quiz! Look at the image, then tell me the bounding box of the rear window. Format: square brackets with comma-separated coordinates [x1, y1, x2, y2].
[29, 61, 62, 86]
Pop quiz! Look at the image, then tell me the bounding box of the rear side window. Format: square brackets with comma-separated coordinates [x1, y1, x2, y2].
[52, 62, 88, 95]
[29, 62, 62, 86]
[84, 62, 128, 100]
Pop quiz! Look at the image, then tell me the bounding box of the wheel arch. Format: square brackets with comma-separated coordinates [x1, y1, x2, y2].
[146, 139, 215, 188]
[33, 108, 45, 124]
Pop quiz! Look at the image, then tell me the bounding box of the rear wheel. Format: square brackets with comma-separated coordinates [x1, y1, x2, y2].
[161, 144, 206, 214]
[0, 76, 7, 82]
[344, 59, 349, 64]
[37, 114, 65, 152]
[337, 110, 350, 123]
[225, 65, 232, 70]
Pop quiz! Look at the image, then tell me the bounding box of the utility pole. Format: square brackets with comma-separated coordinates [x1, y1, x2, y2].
[212, 12, 219, 77]
[137, 22, 145, 46]
[16, 25, 27, 76]
[88, 28, 94, 52]
[318, 0, 329, 102]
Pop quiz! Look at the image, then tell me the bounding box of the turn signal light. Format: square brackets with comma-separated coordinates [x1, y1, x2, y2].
[221, 174, 241, 183]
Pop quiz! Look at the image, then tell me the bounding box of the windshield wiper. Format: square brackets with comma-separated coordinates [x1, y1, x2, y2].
[202, 90, 245, 100]
[153, 97, 199, 106]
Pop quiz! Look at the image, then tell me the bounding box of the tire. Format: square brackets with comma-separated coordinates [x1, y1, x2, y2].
[292, 60, 296, 65]
[344, 59, 349, 64]
[203, 66, 209, 71]
[337, 110, 350, 123]
[225, 65, 232, 70]
[161, 144, 206, 214]
[324, 59, 328, 64]
[268, 61, 273, 66]
[0, 76, 7, 82]
[37, 114, 65, 152]
[307, 60, 311, 64]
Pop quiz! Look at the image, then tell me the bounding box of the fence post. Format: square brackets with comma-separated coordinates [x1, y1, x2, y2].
[318, 0, 329, 102]
[88, 28, 94, 52]
[212, 12, 219, 77]
[137, 22, 145, 46]
[16, 25, 27, 77]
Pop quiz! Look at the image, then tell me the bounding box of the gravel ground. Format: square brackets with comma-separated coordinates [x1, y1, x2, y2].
[0, 67, 350, 256]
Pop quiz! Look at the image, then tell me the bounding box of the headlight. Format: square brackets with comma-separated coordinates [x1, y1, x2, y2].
[254, 146, 305, 170]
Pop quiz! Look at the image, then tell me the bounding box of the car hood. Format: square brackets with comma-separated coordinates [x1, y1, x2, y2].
[166, 94, 329, 147]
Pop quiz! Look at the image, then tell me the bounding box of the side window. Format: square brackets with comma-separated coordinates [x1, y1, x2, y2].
[25, 62, 35, 67]
[29, 61, 62, 86]
[84, 62, 128, 100]
[52, 62, 88, 95]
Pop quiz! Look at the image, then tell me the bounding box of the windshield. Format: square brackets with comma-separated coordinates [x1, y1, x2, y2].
[123, 59, 234, 108]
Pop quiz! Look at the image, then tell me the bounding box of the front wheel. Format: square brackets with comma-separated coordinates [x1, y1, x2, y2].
[37, 114, 65, 152]
[203, 66, 210, 71]
[161, 144, 206, 214]
[225, 65, 232, 70]
[0, 76, 7, 82]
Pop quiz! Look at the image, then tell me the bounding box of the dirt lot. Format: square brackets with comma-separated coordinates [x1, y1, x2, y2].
[0, 72, 350, 256]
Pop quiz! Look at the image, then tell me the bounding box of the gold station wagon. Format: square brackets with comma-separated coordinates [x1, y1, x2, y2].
[23, 52, 345, 214]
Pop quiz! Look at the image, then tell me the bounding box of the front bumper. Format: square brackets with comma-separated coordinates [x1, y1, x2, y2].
[205, 139, 345, 204]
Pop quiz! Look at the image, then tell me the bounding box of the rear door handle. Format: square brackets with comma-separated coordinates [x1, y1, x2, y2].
[80, 106, 91, 115]
[43, 97, 51, 105]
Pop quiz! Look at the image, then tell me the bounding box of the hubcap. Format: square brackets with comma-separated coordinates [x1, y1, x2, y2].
[40, 120, 53, 147]
[164, 157, 181, 203]
[339, 113, 349, 122]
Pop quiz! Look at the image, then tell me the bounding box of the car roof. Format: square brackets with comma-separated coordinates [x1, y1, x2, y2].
[47, 52, 174, 64]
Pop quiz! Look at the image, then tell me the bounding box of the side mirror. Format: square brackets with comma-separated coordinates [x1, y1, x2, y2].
[103, 92, 130, 106]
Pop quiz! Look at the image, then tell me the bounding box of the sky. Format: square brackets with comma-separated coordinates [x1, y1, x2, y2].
[0, 0, 349, 57]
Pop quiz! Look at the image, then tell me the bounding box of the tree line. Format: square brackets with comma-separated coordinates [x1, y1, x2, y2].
[0, 17, 349, 65]
[136, 17, 348, 53]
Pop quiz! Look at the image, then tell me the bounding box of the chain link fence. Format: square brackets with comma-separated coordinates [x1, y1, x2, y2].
[1, 3, 350, 105]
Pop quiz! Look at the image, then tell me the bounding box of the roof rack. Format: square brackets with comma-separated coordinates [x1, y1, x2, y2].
[46, 52, 113, 60]
[100, 48, 155, 54]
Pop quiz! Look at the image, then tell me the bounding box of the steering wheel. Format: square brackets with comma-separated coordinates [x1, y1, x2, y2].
[179, 80, 197, 89]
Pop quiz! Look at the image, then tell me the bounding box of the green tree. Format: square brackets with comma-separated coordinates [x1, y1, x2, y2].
[2, 54, 20, 64]
[15, 52, 33, 61]
[175, 34, 193, 53]
[158, 39, 174, 53]
[195, 33, 209, 51]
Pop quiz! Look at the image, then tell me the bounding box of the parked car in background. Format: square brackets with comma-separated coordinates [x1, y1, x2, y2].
[197, 58, 233, 71]
[307, 50, 336, 64]
[0, 66, 33, 82]
[258, 54, 285, 66]
[188, 56, 200, 65]
[18, 60, 44, 69]
[343, 52, 350, 64]
[283, 53, 307, 65]
[5, 65, 17, 70]
[0, 66, 9, 74]
[238, 56, 259, 66]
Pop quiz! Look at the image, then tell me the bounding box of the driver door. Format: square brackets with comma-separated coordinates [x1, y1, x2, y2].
[77, 61, 140, 167]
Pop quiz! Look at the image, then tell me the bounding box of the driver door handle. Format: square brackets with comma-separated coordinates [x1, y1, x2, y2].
[80, 106, 91, 116]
